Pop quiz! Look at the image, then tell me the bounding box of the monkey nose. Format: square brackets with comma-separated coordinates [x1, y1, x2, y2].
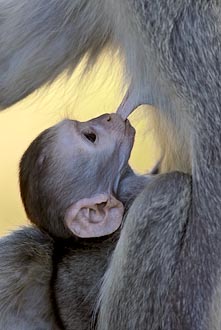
[107, 113, 125, 123]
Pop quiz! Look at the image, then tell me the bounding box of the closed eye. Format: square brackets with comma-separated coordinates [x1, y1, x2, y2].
[83, 132, 97, 143]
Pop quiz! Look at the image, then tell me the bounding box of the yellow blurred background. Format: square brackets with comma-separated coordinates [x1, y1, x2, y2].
[0, 57, 158, 236]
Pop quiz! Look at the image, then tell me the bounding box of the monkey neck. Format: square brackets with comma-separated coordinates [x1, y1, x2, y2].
[51, 230, 120, 254]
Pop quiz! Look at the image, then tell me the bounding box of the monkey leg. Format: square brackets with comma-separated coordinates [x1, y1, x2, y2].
[97, 172, 192, 330]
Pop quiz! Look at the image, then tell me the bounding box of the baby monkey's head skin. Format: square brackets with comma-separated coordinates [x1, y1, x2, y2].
[19, 113, 135, 239]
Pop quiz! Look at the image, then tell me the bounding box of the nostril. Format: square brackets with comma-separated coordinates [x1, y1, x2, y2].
[107, 115, 111, 122]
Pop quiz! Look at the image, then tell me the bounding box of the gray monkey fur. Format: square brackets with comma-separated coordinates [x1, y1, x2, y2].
[0, 1, 220, 330]
[0, 228, 59, 329]
[0, 162, 151, 329]
[0, 226, 117, 330]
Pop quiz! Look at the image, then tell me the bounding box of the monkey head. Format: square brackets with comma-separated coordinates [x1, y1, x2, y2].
[19, 113, 135, 239]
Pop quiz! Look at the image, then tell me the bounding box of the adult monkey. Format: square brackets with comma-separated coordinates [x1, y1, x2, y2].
[0, 1, 220, 330]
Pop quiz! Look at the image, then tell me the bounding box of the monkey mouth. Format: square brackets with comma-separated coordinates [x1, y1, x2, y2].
[115, 123, 135, 191]
[125, 119, 135, 135]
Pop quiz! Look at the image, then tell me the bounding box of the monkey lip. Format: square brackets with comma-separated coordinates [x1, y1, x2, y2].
[124, 118, 136, 138]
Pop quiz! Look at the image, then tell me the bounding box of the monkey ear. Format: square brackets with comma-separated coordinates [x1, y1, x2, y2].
[64, 194, 124, 238]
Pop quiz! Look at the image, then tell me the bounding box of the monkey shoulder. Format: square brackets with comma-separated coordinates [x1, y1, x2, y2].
[0, 226, 58, 330]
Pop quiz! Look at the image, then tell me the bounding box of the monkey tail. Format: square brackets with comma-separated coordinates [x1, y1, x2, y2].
[0, 0, 113, 108]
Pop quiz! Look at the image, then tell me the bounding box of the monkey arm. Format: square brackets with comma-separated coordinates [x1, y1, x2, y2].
[0, 0, 112, 109]
[0, 227, 60, 330]
[97, 172, 191, 330]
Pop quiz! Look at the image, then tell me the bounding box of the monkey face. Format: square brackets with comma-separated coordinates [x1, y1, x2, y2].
[53, 113, 135, 195]
[53, 113, 136, 238]
[19, 114, 135, 238]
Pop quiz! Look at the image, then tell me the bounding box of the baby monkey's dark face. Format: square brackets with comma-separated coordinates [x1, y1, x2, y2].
[20, 113, 135, 238]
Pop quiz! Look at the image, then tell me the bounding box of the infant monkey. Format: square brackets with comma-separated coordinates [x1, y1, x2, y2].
[20, 113, 151, 240]
[0, 113, 155, 330]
